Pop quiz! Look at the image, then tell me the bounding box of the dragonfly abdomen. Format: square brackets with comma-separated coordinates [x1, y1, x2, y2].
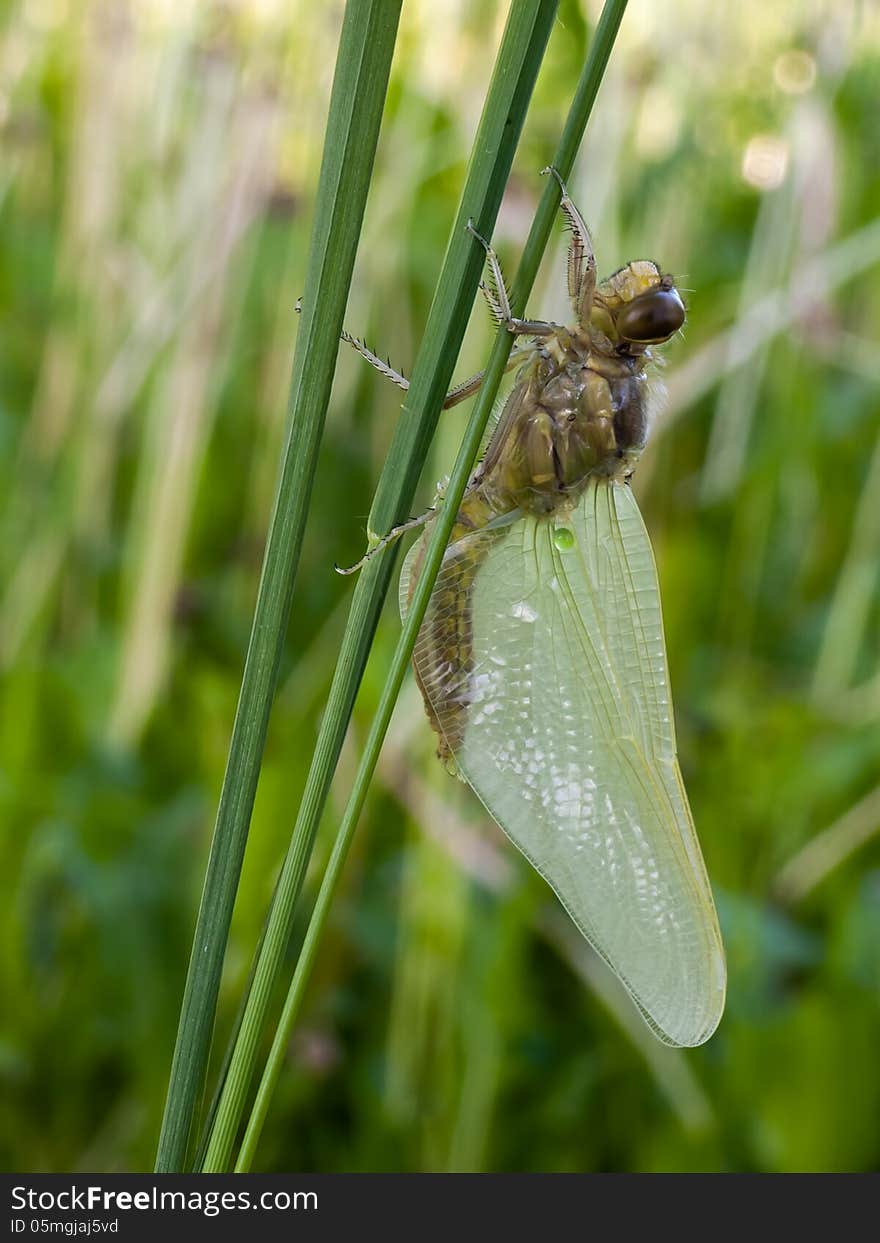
[407, 511, 496, 768]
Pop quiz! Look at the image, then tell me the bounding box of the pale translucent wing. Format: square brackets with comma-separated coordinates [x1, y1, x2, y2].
[403, 477, 725, 1047]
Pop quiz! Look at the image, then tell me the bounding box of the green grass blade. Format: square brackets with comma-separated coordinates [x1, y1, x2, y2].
[235, 0, 630, 1173]
[200, 0, 560, 1174]
[154, 0, 403, 1173]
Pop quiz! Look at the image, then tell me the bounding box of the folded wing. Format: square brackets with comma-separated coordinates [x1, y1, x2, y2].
[402, 476, 725, 1047]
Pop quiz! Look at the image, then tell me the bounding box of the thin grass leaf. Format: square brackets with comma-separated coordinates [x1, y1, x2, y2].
[234, 0, 630, 1172]
[154, 0, 404, 1173]
[200, 0, 561, 1174]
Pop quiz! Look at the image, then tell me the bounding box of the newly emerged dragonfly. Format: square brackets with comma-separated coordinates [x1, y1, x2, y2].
[340, 170, 725, 1047]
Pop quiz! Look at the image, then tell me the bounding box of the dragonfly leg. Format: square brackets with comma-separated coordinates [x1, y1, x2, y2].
[443, 370, 486, 409]
[478, 277, 505, 326]
[466, 221, 560, 338]
[297, 299, 529, 412]
[335, 508, 435, 576]
[442, 345, 533, 409]
[296, 298, 412, 393]
[541, 167, 596, 323]
[340, 329, 411, 392]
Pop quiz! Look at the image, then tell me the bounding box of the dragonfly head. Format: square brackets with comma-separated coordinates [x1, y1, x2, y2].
[591, 261, 686, 354]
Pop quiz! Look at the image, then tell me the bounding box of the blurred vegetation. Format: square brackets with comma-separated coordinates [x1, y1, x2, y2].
[1, 0, 879, 1173]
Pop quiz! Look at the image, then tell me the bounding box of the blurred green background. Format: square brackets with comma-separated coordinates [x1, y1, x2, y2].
[2, 0, 879, 1173]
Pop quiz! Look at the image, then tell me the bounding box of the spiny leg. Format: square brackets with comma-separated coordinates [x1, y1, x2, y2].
[295, 296, 411, 394]
[336, 508, 435, 576]
[444, 273, 535, 405]
[541, 166, 596, 323]
[442, 344, 532, 409]
[340, 329, 411, 393]
[466, 220, 559, 337]
[339, 328, 526, 410]
[478, 278, 505, 326]
[296, 299, 528, 411]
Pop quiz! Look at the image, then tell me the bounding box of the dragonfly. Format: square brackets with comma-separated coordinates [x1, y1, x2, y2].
[339, 169, 725, 1048]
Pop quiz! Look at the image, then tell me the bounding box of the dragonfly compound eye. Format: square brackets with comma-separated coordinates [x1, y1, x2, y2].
[617, 287, 685, 343]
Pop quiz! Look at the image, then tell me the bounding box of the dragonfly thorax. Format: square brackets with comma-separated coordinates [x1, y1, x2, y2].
[471, 328, 652, 518]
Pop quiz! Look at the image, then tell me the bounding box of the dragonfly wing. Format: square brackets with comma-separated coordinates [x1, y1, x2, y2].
[404, 477, 725, 1047]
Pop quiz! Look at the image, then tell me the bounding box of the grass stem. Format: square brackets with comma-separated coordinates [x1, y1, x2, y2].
[155, 0, 403, 1172]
